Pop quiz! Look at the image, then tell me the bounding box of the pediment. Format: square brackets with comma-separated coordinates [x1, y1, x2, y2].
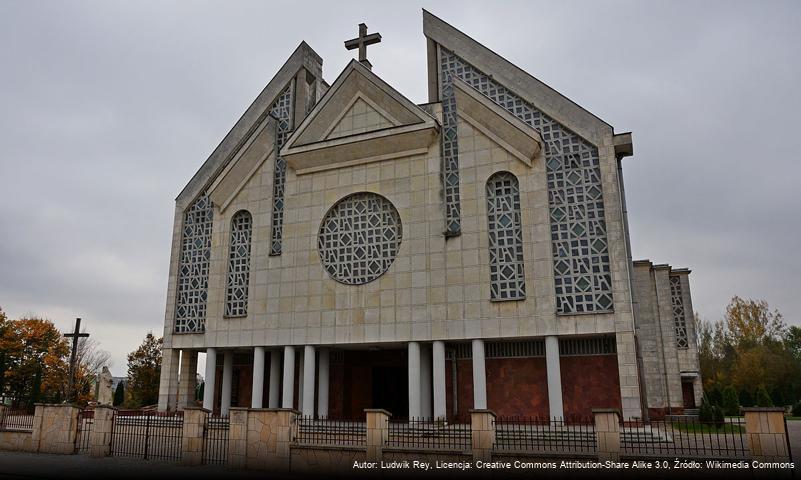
[282, 60, 439, 174]
[451, 77, 542, 167]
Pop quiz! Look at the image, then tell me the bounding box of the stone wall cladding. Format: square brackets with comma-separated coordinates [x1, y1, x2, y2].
[0, 431, 33, 452]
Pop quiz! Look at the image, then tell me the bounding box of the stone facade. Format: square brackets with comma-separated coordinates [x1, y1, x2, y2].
[157, 12, 701, 423]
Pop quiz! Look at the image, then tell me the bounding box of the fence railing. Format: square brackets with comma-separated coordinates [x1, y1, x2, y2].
[74, 409, 94, 453]
[294, 416, 366, 446]
[0, 409, 35, 432]
[493, 416, 596, 456]
[387, 417, 471, 451]
[110, 410, 183, 461]
[621, 417, 749, 459]
[202, 414, 230, 465]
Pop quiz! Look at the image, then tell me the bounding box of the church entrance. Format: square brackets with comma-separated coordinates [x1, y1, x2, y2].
[372, 366, 408, 418]
[329, 348, 408, 419]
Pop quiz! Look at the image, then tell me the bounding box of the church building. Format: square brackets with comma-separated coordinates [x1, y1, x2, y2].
[158, 11, 702, 421]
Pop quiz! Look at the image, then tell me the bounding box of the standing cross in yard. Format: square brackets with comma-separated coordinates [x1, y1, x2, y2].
[344, 23, 381, 69]
[64, 317, 89, 403]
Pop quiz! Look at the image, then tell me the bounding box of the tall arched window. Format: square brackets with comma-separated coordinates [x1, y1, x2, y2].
[486, 172, 526, 301]
[225, 210, 252, 317]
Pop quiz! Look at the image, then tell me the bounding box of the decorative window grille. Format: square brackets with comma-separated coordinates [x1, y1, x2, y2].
[175, 194, 213, 333]
[440, 48, 613, 314]
[269, 81, 295, 256]
[486, 172, 526, 301]
[559, 336, 617, 356]
[439, 71, 461, 236]
[670, 276, 689, 349]
[486, 340, 545, 358]
[225, 210, 252, 317]
[318, 192, 402, 285]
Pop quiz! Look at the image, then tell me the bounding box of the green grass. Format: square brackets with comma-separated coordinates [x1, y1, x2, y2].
[785, 416, 801, 421]
[671, 422, 745, 434]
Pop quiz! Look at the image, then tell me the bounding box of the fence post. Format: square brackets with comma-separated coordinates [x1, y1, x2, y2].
[743, 407, 790, 463]
[181, 407, 208, 466]
[228, 408, 249, 469]
[470, 409, 496, 462]
[89, 406, 116, 458]
[0, 405, 7, 428]
[243, 408, 298, 472]
[593, 408, 621, 462]
[365, 409, 390, 462]
[32, 404, 80, 454]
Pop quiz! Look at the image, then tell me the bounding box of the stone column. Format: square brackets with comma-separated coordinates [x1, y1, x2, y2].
[89, 405, 115, 458]
[178, 349, 198, 409]
[282, 346, 295, 408]
[158, 347, 180, 411]
[432, 340, 446, 422]
[420, 344, 433, 419]
[228, 407, 250, 469]
[365, 409, 390, 462]
[180, 407, 208, 466]
[245, 408, 298, 472]
[203, 347, 217, 411]
[472, 339, 487, 410]
[744, 407, 791, 462]
[302, 345, 316, 417]
[221, 350, 234, 416]
[408, 341, 421, 419]
[593, 409, 621, 462]
[318, 348, 330, 418]
[33, 404, 80, 454]
[252, 346, 265, 408]
[545, 335, 564, 419]
[269, 349, 281, 408]
[470, 409, 496, 462]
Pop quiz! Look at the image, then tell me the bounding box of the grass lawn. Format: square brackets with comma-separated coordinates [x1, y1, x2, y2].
[786, 416, 801, 421]
[671, 422, 745, 434]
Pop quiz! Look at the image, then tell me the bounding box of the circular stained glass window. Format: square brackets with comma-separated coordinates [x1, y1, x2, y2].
[318, 192, 402, 285]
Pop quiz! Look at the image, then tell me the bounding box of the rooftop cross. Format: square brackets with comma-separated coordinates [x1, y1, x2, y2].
[344, 23, 381, 69]
[64, 317, 89, 403]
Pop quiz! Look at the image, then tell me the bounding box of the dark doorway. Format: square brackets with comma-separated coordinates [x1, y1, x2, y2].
[372, 366, 408, 418]
[682, 381, 696, 408]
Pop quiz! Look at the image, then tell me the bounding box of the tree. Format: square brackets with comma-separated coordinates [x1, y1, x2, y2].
[113, 381, 125, 406]
[721, 385, 740, 416]
[0, 315, 70, 407]
[125, 333, 162, 408]
[754, 385, 773, 407]
[725, 296, 785, 347]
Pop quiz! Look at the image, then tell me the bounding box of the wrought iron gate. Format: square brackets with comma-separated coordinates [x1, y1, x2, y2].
[74, 409, 94, 454]
[110, 410, 183, 460]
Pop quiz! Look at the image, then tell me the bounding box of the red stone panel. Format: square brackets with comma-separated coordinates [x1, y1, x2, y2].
[559, 355, 621, 419]
[486, 357, 550, 419]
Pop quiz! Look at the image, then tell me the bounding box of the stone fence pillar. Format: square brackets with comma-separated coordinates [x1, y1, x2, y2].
[593, 409, 621, 462]
[743, 407, 790, 462]
[365, 409, 390, 462]
[241, 408, 298, 472]
[0, 405, 7, 427]
[32, 404, 80, 454]
[89, 406, 116, 458]
[181, 407, 209, 466]
[228, 408, 250, 469]
[470, 409, 496, 462]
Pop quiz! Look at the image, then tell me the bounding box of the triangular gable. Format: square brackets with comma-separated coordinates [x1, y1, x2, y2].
[175, 41, 323, 210]
[282, 60, 439, 174]
[423, 10, 613, 146]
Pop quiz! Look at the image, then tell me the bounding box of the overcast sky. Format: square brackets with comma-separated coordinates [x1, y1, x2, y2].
[1, 0, 799, 377]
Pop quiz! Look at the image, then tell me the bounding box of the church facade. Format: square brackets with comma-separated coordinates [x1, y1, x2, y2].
[157, 12, 702, 421]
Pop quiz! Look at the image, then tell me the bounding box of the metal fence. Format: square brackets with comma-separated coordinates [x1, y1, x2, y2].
[110, 410, 183, 461]
[621, 417, 749, 459]
[294, 416, 366, 446]
[493, 416, 597, 456]
[387, 418, 471, 451]
[74, 409, 94, 454]
[0, 409, 35, 431]
[202, 414, 230, 465]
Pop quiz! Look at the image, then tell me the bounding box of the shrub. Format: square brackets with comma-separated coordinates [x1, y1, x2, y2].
[754, 386, 773, 407]
[791, 402, 801, 417]
[699, 396, 724, 426]
[722, 385, 741, 416]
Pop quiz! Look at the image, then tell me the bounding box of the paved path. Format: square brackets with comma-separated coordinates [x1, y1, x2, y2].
[0, 451, 276, 480]
[787, 420, 800, 472]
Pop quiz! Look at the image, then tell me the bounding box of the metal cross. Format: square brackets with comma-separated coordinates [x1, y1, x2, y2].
[344, 23, 381, 69]
[64, 317, 89, 403]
